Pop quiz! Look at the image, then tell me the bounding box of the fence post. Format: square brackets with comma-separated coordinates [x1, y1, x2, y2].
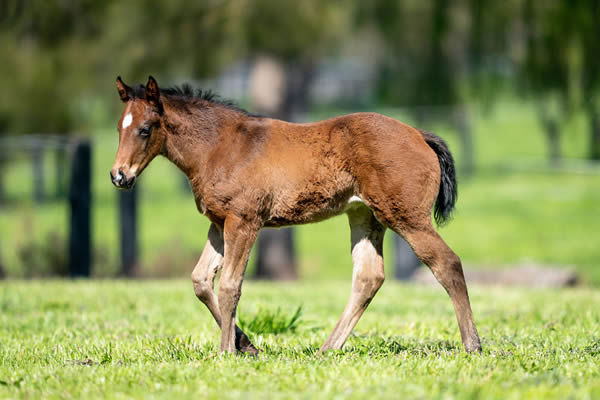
[394, 235, 421, 280]
[32, 141, 45, 203]
[68, 140, 92, 277]
[255, 228, 297, 280]
[55, 146, 67, 199]
[119, 186, 138, 277]
[455, 107, 475, 177]
[0, 234, 5, 279]
[0, 166, 4, 204]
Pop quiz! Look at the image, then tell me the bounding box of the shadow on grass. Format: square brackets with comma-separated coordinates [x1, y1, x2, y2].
[341, 337, 462, 357]
[255, 336, 465, 359]
[71, 334, 600, 363]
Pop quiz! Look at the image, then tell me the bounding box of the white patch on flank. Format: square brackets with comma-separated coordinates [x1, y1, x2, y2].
[122, 113, 133, 129]
[348, 195, 364, 204]
[345, 195, 367, 213]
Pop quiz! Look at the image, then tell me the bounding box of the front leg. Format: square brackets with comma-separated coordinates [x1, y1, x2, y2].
[191, 223, 258, 354]
[218, 214, 259, 353]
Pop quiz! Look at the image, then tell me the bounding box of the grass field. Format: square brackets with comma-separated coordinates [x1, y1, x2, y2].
[1, 99, 599, 282]
[1, 280, 599, 399]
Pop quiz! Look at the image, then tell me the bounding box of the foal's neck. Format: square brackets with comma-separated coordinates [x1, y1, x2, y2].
[160, 98, 247, 180]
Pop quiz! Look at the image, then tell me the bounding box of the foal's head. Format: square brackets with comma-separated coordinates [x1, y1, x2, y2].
[111, 76, 165, 189]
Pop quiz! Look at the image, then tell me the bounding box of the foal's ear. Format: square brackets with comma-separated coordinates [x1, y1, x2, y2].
[116, 76, 132, 102]
[145, 75, 162, 112]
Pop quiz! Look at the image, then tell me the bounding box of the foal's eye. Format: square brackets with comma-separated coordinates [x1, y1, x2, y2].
[138, 126, 151, 137]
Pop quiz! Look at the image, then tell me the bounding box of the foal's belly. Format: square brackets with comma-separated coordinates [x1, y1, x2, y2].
[264, 186, 355, 227]
[259, 145, 357, 227]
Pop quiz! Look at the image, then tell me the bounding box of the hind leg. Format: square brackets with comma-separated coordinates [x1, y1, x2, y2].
[399, 221, 481, 352]
[320, 204, 386, 352]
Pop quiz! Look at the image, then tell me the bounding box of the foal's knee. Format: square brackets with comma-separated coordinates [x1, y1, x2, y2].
[191, 274, 212, 301]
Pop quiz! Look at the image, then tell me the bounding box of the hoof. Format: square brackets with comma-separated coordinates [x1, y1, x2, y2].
[239, 342, 260, 356]
[235, 330, 260, 356]
[464, 338, 482, 353]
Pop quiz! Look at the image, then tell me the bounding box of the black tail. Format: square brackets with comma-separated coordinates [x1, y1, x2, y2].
[421, 130, 457, 226]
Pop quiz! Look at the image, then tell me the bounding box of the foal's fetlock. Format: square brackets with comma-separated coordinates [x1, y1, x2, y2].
[464, 336, 482, 353]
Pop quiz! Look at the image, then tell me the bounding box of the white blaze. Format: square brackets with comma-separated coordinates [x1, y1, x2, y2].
[122, 113, 132, 129]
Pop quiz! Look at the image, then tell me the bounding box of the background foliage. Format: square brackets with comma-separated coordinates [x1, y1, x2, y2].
[0, 0, 598, 281]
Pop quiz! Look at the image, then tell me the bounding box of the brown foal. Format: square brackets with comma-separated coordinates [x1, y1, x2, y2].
[111, 76, 481, 354]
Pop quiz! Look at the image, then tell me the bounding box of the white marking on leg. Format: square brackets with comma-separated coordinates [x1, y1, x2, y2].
[351, 238, 370, 280]
[122, 113, 132, 129]
[321, 206, 384, 351]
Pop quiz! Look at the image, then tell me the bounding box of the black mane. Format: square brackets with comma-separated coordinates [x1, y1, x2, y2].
[130, 83, 254, 115]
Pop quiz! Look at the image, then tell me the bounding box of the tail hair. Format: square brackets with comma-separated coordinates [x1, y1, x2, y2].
[420, 130, 457, 226]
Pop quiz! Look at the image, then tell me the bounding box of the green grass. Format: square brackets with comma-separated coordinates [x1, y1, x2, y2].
[0, 280, 599, 399]
[1, 99, 599, 282]
[239, 305, 304, 335]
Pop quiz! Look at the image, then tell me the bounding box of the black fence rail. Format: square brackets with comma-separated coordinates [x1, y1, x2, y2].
[0, 134, 73, 203]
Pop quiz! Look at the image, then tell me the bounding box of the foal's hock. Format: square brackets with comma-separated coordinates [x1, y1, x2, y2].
[111, 76, 482, 354]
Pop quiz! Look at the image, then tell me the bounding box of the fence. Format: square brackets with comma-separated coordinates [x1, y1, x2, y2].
[0, 135, 138, 278]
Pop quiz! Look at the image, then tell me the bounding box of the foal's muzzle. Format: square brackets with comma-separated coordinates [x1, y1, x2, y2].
[110, 169, 136, 190]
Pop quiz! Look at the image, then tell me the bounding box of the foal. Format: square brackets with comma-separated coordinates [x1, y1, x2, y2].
[111, 76, 481, 354]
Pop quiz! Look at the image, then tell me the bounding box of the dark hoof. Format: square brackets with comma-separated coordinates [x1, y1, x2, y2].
[239, 343, 260, 356]
[235, 330, 260, 356]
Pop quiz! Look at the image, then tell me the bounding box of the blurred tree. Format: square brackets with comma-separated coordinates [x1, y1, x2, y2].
[241, 0, 353, 280]
[358, 0, 473, 278]
[520, 0, 582, 166]
[2, 0, 598, 279]
[466, 0, 516, 113]
[0, 0, 111, 134]
[359, 0, 475, 176]
[0, 1, 113, 203]
[577, 0, 600, 160]
[97, 1, 239, 84]
[242, 0, 352, 120]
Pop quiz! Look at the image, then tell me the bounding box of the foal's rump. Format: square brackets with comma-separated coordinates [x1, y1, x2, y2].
[336, 113, 453, 229]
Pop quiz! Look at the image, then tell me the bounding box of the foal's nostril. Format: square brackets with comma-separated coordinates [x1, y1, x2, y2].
[110, 168, 136, 189]
[111, 170, 125, 186]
